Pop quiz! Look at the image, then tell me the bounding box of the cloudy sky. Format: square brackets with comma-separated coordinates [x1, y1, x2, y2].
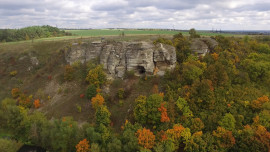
[0, 0, 270, 30]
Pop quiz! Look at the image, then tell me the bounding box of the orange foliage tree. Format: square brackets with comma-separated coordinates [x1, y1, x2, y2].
[136, 128, 155, 149]
[213, 126, 235, 149]
[254, 125, 270, 150]
[251, 95, 269, 110]
[75, 138, 90, 152]
[91, 94, 104, 109]
[33, 99, 40, 108]
[211, 52, 219, 61]
[158, 103, 170, 122]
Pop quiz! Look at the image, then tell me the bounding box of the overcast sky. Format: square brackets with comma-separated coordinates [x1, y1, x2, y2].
[0, 0, 270, 30]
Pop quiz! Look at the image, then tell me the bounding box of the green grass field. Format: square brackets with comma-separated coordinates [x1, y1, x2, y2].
[0, 29, 241, 46]
[66, 29, 183, 36]
[66, 29, 237, 37]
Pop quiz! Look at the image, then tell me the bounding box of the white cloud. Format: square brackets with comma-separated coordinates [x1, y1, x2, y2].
[0, 0, 269, 30]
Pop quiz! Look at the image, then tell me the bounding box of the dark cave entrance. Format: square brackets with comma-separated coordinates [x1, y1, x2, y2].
[137, 66, 146, 74]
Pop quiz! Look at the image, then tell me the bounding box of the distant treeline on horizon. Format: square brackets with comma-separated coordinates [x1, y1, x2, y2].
[0, 25, 71, 42]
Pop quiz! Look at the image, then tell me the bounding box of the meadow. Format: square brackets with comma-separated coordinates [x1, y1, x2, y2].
[66, 29, 235, 37]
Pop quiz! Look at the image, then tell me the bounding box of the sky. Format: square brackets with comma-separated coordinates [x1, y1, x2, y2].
[0, 0, 270, 30]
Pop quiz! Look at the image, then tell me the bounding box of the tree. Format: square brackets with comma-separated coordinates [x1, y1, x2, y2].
[91, 94, 104, 109]
[95, 105, 111, 126]
[86, 65, 106, 87]
[218, 113, 236, 131]
[86, 84, 97, 100]
[191, 118, 204, 133]
[107, 137, 122, 152]
[76, 139, 90, 152]
[134, 95, 147, 125]
[136, 128, 155, 149]
[213, 127, 235, 150]
[251, 95, 269, 110]
[158, 103, 170, 122]
[134, 94, 164, 127]
[176, 97, 193, 118]
[189, 28, 200, 39]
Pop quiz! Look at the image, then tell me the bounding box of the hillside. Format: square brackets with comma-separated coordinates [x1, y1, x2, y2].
[0, 32, 270, 152]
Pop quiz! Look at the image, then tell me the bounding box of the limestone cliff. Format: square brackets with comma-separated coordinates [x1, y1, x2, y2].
[64, 41, 176, 78]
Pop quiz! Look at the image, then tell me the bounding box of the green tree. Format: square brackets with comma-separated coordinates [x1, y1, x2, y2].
[218, 113, 236, 131]
[189, 28, 200, 39]
[95, 105, 111, 126]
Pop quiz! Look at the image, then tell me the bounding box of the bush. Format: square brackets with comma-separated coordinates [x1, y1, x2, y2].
[86, 84, 97, 100]
[76, 104, 82, 113]
[0, 139, 23, 152]
[64, 65, 74, 81]
[9, 70, 17, 76]
[117, 88, 125, 99]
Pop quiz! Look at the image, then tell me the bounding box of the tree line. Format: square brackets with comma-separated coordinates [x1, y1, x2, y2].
[0, 25, 71, 42]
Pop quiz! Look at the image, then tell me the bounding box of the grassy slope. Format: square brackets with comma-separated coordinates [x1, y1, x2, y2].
[0, 37, 162, 130]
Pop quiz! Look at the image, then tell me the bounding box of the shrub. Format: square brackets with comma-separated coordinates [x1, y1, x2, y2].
[33, 99, 40, 108]
[80, 94, 85, 98]
[117, 88, 125, 99]
[9, 70, 17, 76]
[11, 88, 21, 98]
[76, 104, 82, 113]
[64, 65, 74, 81]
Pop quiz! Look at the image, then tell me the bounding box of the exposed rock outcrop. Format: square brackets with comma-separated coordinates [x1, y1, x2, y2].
[65, 41, 176, 78]
[190, 38, 218, 56]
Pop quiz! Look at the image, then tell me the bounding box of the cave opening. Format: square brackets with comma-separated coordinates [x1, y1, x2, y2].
[137, 66, 146, 74]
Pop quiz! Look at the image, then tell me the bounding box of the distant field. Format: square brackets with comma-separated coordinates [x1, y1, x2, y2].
[65, 29, 183, 36]
[66, 29, 236, 37]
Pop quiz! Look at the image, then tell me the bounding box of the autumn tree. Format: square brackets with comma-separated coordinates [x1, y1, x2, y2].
[191, 118, 204, 133]
[251, 95, 269, 110]
[91, 94, 104, 109]
[158, 103, 170, 122]
[33, 99, 40, 108]
[11, 88, 21, 98]
[76, 139, 90, 152]
[86, 65, 106, 87]
[136, 128, 155, 149]
[213, 127, 235, 150]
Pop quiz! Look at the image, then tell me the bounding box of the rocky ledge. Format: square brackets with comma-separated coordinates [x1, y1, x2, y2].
[64, 41, 176, 78]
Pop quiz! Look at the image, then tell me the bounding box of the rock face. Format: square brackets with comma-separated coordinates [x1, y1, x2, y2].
[190, 38, 218, 56]
[65, 41, 176, 78]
